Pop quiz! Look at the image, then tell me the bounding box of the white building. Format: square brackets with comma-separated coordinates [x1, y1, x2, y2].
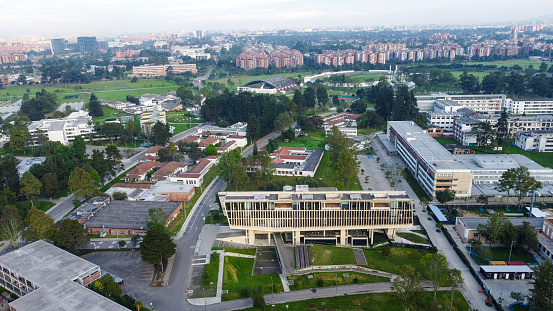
[507, 98, 553, 115]
[140, 104, 166, 133]
[515, 131, 553, 152]
[198, 122, 248, 137]
[27, 110, 95, 145]
[323, 112, 361, 138]
[416, 93, 507, 114]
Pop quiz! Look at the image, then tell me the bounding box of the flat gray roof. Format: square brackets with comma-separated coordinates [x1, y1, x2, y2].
[458, 217, 544, 230]
[388, 121, 469, 171]
[9, 279, 130, 311]
[0, 240, 99, 288]
[480, 265, 532, 273]
[303, 149, 323, 172]
[84, 201, 181, 230]
[456, 154, 550, 171]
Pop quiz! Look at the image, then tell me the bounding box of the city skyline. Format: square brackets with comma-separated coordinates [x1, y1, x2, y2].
[1, 0, 552, 37]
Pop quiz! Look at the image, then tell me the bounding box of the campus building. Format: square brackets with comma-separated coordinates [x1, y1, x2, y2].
[218, 186, 414, 247]
[27, 110, 95, 145]
[132, 63, 197, 76]
[415, 94, 507, 113]
[140, 104, 166, 133]
[507, 98, 553, 115]
[0, 240, 129, 311]
[514, 131, 553, 152]
[236, 76, 300, 94]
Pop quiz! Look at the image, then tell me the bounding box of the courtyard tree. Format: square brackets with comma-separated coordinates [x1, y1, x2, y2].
[92, 274, 122, 298]
[149, 121, 171, 146]
[41, 172, 59, 197]
[495, 168, 516, 206]
[20, 171, 42, 206]
[478, 211, 508, 246]
[435, 189, 456, 207]
[68, 167, 97, 198]
[420, 253, 450, 302]
[53, 219, 90, 254]
[25, 207, 56, 241]
[391, 265, 424, 311]
[529, 258, 553, 311]
[140, 225, 176, 272]
[215, 150, 249, 189]
[204, 144, 218, 156]
[512, 166, 542, 209]
[1, 205, 23, 249]
[336, 149, 358, 190]
[517, 221, 539, 251]
[470, 121, 495, 152]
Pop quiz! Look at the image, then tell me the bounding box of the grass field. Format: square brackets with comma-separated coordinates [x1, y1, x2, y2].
[211, 247, 257, 256]
[314, 152, 362, 191]
[362, 247, 432, 276]
[169, 122, 202, 135]
[279, 130, 326, 149]
[203, 253, 220, 288]
[349, 74, 388, 83]
[308, 245, 356, 266]
[242, 291, 469, 311]
[92, 106, 133, 123]
[0, 79, 181, 103]
[460, 59, 552, 69]
[288, 271, 389, 290]
[402, 168, 431, 201]
[433, 137, 460, 146]
[396, 233, 429, 244]
[222, 256, 283, 301]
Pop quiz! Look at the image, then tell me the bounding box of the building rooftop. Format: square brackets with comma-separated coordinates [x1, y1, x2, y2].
[84, 201, 182, 230]
[456, 154, 551, 171]
[0, 240, 99, 288]
[9, 279, 130, 311]
[388, 121, 469, 171]
[480, 265, 532, 273]
[64, 197, 110, 222]
[16, 157, 46, 178]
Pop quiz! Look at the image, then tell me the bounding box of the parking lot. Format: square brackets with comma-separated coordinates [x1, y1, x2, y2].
[82, 251, 156, 303]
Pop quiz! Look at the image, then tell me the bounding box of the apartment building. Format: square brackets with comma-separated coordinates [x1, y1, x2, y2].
[388, 121, 473, 198]
[507, 98, 553, 115]
[132, 63, 197, 76]
[140, 104, 166, 133]
[27, 110, 95, 145]
[515, 131, 553, 152]
[0, 240, 129, 311]
[218, 186, 414, 247]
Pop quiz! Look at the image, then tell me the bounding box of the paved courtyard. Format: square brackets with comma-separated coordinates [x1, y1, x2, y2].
[253, 246, 280, 276]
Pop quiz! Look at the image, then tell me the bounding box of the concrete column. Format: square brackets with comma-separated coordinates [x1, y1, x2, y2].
[248, 230, 256, 245]
[369, 229, 374, 245]
[267, 233, 271, 245]
[340, 229, 347, 246]
[386, 228, 396, 238]
[293, 231, 301, 245]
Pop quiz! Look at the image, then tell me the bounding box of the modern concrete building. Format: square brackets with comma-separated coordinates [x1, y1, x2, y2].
[388, 121, 474, 198]
[197, 122, 248, 137]
[514, 131, 553, 152]
[415, 94, 507, 114]
[27, 110, 95, 145]
[140, 104, 166, 133]
[218, 185, 414, 246]
[170, 157, 218, 187]
[0, 240, 129, 311]
[507, 98, 553, 115]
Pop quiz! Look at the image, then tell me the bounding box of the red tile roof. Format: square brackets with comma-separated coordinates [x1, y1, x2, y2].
[140, 155, 159, 161]
[112, 183, 152, 189]
[199, 136, 219, 147]
[151, 161, 187, 179]
[279, 155, 307, 161]
[145, 145, 164, 155]
[182, 135, 201, 143]
[126, 161, 162, 177]
[187, 158, 211, 174]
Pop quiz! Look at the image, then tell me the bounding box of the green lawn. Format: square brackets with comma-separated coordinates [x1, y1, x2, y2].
[92, 106, 132, 123]
[402, 168, 431, 201]
[222, 256, 283, 301]
[16, 200, 56, 218]
[396, 233, 429, 244]
[279, 130, 326, 149]
[349, 74, 389, 83]
[362, 247, 432, 276]
[288, 272, 389, 290]
[433, 137, 460, 146]
[169, 122, 202, 135]
[472, 247, 537, 264]
[203, 253, 220, 288]
[242, 291, 469, 311]
[314, 152, 362, 191]
[0, 79, 181, 102]
[460, 59, 552, 69]
[308, 245, 357, 266]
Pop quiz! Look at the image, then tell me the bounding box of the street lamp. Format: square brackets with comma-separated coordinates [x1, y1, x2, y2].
[270, 276, 274, 304]
[509, 240, 516, 262]
[469, 240, 473, 253]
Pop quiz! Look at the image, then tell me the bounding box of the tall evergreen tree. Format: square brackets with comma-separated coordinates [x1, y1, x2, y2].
[88, 93, 103, 117]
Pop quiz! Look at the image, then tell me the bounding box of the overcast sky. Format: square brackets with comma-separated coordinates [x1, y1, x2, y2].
[1, 0, 552, 37]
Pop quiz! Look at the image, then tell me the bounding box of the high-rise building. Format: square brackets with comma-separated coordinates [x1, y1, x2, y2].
[50, 38, 66, 55]
[77, 36, 97, 53]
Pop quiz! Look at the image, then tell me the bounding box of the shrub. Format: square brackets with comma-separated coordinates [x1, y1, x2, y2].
[353, 277, 359, 284]
[112, 191, 128, 200]
[381, 245, 391, 257]
[316, 278, 324, 287]
[240, 288, 250, 298]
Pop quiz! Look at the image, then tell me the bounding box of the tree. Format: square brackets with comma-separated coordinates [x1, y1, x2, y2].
[316, 85, 328, 105]
[413, 113, 429, 130]
[93, 274, 122, 298]
[435, 189, 456, 207]
[20, 171, 42, 205]
[392, 86, 418, 121]
[147, 208, 166, 228]
[9, 124, 31, 154]
[375, 83, 394, 119]
[140, 225, 176, 272]
[350, 100, 367, 114]
[0, 154, 20, 192]
[495, 168, 517, 206]
[135, 301, 143, 311]
[71, 135, 87, 163]
[251, 285, 266, 310]
[149, 121, 171, 146]
[53, 219, 90, 254]
[495, 108, 509, 152]
[420, 253, 449, 302]
[326, 126, 354, 162]
[459, 71, 480, 94]
[1, 205, 23, 249]
[336, 150, 358, 190]
[511, 292, 526, 305]
[517, 221, 539, 251]
[25, 207, 56, 242]
[391, 265, 424, 311]
[68, 167, 97, 198]
[215, 150, 249, 189]
[529, 258, 553, 311]
[478, 211, 508, 246]
[105, 144, 124, 179]
[332, 94, 340, 106]
[88, 93, 103, 117]
[274, 112, 293, 132]
[292, 90, 305, 107]
[266, 139, 279, 154]
[512, 166, 542, 209]
[470, 121, 495, 152]
[112, 191, 128, 200]
[130, 77, 139, 83]
[448, 269, 463, 311]
[204, 144, 218, 156]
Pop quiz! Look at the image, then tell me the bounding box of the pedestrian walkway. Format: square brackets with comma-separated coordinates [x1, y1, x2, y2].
[353, 248, 367, 265]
